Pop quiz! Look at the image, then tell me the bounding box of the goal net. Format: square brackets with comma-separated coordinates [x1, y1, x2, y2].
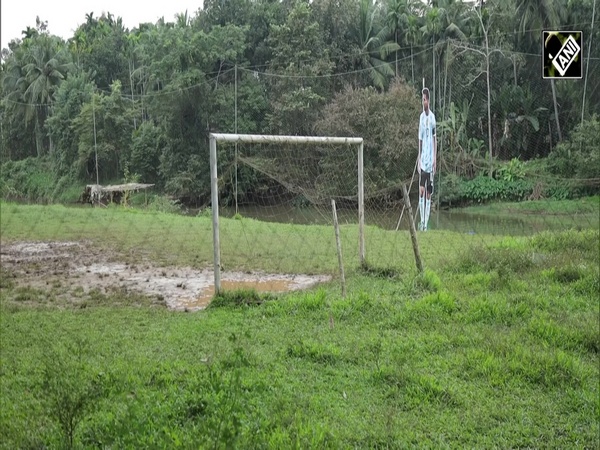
[208, 133, 364, 292]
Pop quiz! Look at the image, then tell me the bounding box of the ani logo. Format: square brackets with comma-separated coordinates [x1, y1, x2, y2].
[543, 31, 583, 79]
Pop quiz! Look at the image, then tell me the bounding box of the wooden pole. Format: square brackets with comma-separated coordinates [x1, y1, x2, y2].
[395, 159, 419, 231]
[402, 184, 423, 274]
[331, 199, 346, 298]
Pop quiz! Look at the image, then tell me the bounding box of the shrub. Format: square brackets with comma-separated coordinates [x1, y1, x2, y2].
[316, 78, 422, 189]
[547, 115, 600, 194]
[496, 158, 526, 182]
[0, 157, 56, 202]
[438, 173, 463, 206]
[146, 195, 185, 214]
[42, 339, 106, 449]
[459, 176, 534, 203]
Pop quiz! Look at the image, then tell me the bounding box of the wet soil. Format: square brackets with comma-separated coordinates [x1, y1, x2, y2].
[0, 240, 331, 311]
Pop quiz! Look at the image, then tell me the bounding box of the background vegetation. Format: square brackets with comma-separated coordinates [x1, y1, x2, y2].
[1, 0, 598, 207]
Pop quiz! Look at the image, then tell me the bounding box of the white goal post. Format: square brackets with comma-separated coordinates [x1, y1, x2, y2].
[209, 133, 365, 293]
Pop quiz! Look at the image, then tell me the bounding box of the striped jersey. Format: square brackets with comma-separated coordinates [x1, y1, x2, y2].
[419, 110, 436, 173]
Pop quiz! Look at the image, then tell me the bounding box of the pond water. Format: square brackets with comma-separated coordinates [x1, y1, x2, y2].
[216, 203, 597, 236]
[62, 199, 597, 236]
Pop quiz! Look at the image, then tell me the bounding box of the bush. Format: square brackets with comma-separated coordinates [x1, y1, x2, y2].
[316, 78, 422, 189]
[52, 174, 85, 203]
[0, 157, 56, 202]
[459, 176, 534, 203]
[547, 115, 600, 193]
[496, 158, 526, 182]
[438, 173, 464, 206]
[146, 195, 185, 214]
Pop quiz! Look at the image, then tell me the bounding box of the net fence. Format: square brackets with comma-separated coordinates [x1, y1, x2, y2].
[1, 38, 598, 305]
[202, 42, 598, 275]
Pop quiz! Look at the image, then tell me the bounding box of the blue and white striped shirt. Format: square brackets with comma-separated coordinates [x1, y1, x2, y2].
[419, 110, 436, 173]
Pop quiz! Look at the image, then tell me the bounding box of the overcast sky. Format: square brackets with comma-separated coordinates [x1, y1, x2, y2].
[1, 0, 205, 47]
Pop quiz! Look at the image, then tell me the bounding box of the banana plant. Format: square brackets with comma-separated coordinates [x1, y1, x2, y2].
[495, 83, 547, 159]
[438, 98, 478, 177]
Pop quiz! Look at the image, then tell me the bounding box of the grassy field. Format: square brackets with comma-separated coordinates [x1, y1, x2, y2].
[0, 201, 506, 274]
[458, 195, 600, 216]
[1, 202, 598, 448]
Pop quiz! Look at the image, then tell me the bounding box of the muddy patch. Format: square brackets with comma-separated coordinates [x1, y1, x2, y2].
[0, 241, 331, 311]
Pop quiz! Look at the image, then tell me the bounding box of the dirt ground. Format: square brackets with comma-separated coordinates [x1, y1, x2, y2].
[0, 240, 331, 311]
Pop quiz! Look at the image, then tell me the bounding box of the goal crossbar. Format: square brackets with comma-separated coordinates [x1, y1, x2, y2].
[210, 133, 363, 145]
[209, 133, 365, 293]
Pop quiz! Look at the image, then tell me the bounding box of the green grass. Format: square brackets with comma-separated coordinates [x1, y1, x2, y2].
[0, 201, 504, 274]
[0, 202, 598, 448]
[459, 195, 600, 216]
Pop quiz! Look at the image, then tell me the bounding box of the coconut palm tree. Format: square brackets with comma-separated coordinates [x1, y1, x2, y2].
[421, 0, 469, 110]
[515, 0, 566, 141]
[17, 35, 74, 156]
[355, 0, 400, 90]
[385, 0, 423, 81]
[404, 14, 422, 85]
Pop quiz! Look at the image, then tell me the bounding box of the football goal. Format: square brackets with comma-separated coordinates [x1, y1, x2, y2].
[208, 133, 365, 293]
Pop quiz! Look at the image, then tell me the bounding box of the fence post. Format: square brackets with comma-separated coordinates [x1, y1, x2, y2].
[209, 135, 221, 294]
[402, 184, 424, 274]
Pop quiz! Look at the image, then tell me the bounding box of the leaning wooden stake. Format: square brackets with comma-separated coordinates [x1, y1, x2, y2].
[395, 159, 419, 231]
[331, 199, 347, 298]
[401, 184, 424, 274]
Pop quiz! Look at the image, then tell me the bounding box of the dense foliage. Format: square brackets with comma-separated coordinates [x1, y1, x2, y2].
[1, 0, 598, 205]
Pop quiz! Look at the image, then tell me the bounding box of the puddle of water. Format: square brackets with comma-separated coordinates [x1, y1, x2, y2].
[72, 262, 330, 312]
[2, 241, 332, 312]
[188, 279, 299, 310]
[180, 275, 330, 311]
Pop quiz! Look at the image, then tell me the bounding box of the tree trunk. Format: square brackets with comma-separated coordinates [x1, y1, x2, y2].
[551, 79, 562, 143]
[411, 43, 414, 85]
[485, 32, 493, 177]
[34, 118, 43, 158]
[130, 59, 137, 130]
[432, 43, 435, 109]
[395, 32, 399, 78]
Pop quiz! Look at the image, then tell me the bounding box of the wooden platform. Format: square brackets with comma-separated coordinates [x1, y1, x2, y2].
[81, 183, 155, 205]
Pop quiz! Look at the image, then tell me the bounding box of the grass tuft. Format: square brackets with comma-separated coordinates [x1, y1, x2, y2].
[209, 288, 277, 308]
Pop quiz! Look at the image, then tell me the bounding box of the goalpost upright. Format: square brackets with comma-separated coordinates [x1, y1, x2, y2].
[209, 133, 365, 294]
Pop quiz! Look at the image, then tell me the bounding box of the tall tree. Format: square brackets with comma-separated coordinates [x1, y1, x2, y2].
[312, 0, 359, 76]
[404, 13, 422, 85]
[73, 12, 130, 90]
[385, 0, 410, 77]
[451, 0, 511, 174]
[46, 72, 95, 176]
[14, 35, 73, 156]
[266, 1, 334, 134]
[354, 0, 400, 90]
[515, 0, 566, 141]
[74, 81, 134, 181]
[421, 0, 469, 110]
